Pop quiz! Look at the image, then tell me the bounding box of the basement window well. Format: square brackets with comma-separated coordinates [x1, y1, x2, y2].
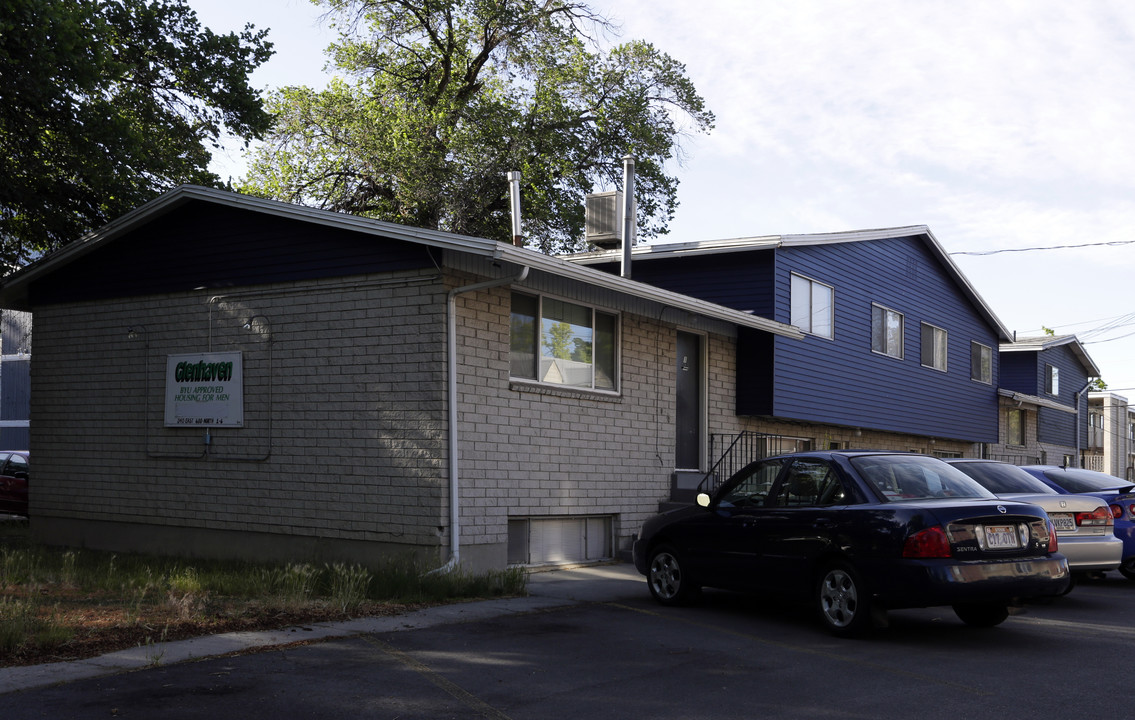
[508, 516, 613, 566]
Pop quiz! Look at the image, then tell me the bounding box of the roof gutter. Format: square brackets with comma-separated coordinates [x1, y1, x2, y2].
[431, 264, 530, 575]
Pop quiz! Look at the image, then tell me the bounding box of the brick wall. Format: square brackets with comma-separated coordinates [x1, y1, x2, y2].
[454, 286, 685, 562]
[31, 270, 452, 562]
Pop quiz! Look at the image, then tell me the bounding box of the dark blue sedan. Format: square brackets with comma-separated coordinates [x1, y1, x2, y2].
[1020, 465, 1135, 581]
[633, 451, 1069, 636]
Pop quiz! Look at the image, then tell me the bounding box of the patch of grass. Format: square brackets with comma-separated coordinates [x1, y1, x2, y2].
[325, 562, 373, 613]
[0, 528, 527, 667]
[0, 596, 72, 655]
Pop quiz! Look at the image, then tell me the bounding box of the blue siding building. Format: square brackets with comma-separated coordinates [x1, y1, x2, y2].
[570, 227, 1013, 446]
[0, 310, 30, 450]
[998, 335, 1099, 464]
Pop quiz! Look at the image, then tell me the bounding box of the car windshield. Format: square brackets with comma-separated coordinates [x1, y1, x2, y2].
[950, 462, 1056, 495]
[1040, 468, 1135, 494]
[850, 455, 994, 501]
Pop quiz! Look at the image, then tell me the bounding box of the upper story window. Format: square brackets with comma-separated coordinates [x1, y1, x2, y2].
[790, 273, 833, 339]
[871, 304, 903, 359]
[920, 322, 947, 372]
[1045, 363, 1060, 396]
[970, 342, 992, 384]
[510, 292, 618, 391]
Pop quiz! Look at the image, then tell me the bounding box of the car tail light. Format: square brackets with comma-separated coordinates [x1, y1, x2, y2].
[1078, 507, 1114, 527]
[1109, 504, 1123, 520]
[903, 526, 952, 558]
[1047, 521, 1058, 553]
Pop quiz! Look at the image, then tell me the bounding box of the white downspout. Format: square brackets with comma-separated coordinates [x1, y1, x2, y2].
[1075, 379, 1093, 468]
[432, 266, 529, 574]
[431, 170, 529, 574]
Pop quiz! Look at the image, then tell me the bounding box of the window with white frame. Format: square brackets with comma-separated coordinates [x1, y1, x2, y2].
[920, 322, 947, 372]
[1045, 364, 1059, 396]
[871, 304, 904, 359]
[510, 292, 617, 391]
[790, 273, 833, 339]
[970, 342, 992, 384]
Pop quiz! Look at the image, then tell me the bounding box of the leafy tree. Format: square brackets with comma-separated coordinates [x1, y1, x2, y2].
[543, 321, 574, 359]
[242, 0, 714, 253]
[571, 336, 592, 363]
[0, 0, 274, 266]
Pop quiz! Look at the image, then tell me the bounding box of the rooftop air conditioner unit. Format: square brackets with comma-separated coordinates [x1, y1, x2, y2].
[585, 191, 635, 249]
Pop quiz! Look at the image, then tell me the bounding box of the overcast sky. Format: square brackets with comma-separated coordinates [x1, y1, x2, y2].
[190, 0, 1135, 396]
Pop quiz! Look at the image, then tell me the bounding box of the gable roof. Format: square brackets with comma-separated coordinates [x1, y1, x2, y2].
[565, 225, 1013, 341]
[0, 185, 803, 339]
[1000, 334, 1101, 377]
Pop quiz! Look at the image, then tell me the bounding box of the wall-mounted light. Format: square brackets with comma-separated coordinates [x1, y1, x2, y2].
[242, 315, 272, 339]
[127, 326, 145, 340]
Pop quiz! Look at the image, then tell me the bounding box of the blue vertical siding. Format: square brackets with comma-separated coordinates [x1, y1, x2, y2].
[1034, 344, 1091, 447]
[999, 353, 1037, 394]
[29, 203, 437, 306]
[588, 250, 777, 315]
[594, 235, 1005, 442]
[767, 236, 1000, 441]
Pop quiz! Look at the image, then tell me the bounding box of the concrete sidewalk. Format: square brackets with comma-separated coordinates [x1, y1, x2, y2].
[0, 562, 645, 695]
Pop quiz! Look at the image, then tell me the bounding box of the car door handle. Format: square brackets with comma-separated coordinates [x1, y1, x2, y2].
[813, 518, 834, 529]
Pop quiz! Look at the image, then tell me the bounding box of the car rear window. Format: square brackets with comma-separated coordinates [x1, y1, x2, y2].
[1041, 468, 1134, 494]
[951, 462, 1055, 495]
[850, 455, 995, 501]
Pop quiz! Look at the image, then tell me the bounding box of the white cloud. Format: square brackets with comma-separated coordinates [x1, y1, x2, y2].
[191, 0, 1135, 391]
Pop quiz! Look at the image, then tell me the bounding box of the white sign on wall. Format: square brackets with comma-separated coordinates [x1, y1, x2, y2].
[164, 352, 244, 427]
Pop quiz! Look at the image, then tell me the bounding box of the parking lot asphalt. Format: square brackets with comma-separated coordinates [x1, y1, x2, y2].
[0, 562, 647, 696]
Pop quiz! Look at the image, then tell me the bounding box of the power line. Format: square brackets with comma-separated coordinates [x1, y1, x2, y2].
[1084, 328, 1135, 345]
[949, 239, 1135, 256]
[1017, 312, 1135, 344]
[1021, 312, 1135, 334]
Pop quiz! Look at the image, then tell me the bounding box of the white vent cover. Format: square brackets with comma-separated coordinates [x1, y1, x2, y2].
[585, 191, 635, 249]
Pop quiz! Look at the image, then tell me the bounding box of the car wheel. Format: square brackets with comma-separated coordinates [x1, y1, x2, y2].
[816, 563, 873, 637]
[952, 603, 1009, 628]
[647, 545, 699, 606]
[1120, 558, 1135, 582]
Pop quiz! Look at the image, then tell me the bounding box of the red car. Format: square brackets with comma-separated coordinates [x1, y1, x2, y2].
[0, 451, 30, 516]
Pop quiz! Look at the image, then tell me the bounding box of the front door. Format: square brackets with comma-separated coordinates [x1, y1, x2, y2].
[675, 331, 703, 470]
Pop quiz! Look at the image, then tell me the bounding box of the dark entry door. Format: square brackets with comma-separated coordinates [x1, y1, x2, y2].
[675, 331, 702, 470]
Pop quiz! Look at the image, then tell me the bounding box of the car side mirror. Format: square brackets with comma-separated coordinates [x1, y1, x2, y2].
[696, 492, 711, 508]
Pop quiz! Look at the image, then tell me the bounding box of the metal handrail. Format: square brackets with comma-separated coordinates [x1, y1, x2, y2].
[700, 431, 783, 495]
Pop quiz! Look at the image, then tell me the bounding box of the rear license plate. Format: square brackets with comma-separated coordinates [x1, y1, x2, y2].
[983, 524, 1020, 549]
[1050, 513, 1075, 532]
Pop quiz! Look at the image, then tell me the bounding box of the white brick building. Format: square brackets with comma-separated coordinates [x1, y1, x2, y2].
[1085, 391, 1133, 480]
[0, 186, 810, 571]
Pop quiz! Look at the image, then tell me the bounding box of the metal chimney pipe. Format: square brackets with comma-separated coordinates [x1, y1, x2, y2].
[507, 171, 524, 247]
[620, 156, 635, 278]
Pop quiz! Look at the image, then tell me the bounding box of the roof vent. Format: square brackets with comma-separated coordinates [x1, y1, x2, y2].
[585, 191, 635, 249]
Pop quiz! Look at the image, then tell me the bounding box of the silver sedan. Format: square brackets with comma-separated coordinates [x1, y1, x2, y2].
[945, 459, 1122, 574]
